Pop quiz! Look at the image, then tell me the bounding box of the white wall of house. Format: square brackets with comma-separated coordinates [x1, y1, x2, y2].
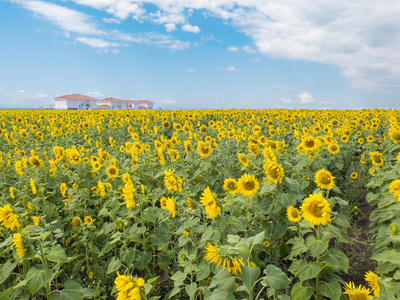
[54, 99, 68, 109]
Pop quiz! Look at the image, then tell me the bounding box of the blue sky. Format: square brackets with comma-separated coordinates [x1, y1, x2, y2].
[1, 0, 400, 109]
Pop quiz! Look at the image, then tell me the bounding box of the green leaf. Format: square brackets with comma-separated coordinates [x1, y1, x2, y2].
[265, 221, 287, 241]
[291, 282, 313, 300]
[297, 261, 321, 283]
[168, 287, 181, 299]
[120, 247, 135, 265]
[50, 280, 89, 300]
[239, 266, 261, 293]
[106, 257, 121, 275]
[261, 182, 277, 193]
[26, 268, 53, 294]
[208, 289, 235, 300]
[143, 207, 157, 223]
[0, 261, 17, 285]
[262, 264, 289, 290]
[196, 260, 211, 281]
[250, 231, 265, 248]
[324, 248, 349, 272]
[185, 282, 197, 299]
[171, 271, 186, 287]
[334, 213, 351, 228]
[209, 270, 235, 293]
[0, 293, 10, 300]
[288, 238, 307, 259]
[135, 251, 152, 270]
[150, 222, 171, 245]
[319, 280, 342, 300]
[306, 236, 329, 257]
[47, 245, 69, 264]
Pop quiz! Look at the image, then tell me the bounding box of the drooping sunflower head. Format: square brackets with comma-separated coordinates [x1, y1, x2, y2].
[263, 162, 284, 184]
[0, 204, 21, 231]
[13, 232, 27, 259]
[237, 153, 249, 167]
[369, 151, 384, 166]
[343, 281, 373, 300]
[72, 217, 81, 227]
[200, 186, 216, 207]
[29, 156, 43, 169]
[223, 178, 239, 195]
[237, 174, 260, 197]
[286, 206, 301, 223]
[301, 193, 331, 226]
[262, 146, 277, 162]
[204, 243, 245, 276]
[315, 169, 335, 190]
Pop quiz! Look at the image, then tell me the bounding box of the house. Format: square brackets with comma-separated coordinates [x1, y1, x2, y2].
[54, 94, 98, 110]
[98, 97, 129, 110]
[134, 100, 154, 110]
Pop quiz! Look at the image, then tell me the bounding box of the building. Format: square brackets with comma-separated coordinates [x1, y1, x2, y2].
[53, 94, 154, 110]
[134, 100, 154, 110]
[54, 94, 98, 110]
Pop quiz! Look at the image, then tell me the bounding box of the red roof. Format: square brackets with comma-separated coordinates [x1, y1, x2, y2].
[98, 104, 111, 107]
[99, 97, 127, 102]
[55, 94, 97, 100]
[137, 100, 153, 103]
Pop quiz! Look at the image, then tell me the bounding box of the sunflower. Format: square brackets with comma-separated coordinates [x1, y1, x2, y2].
[238, 174, 260, 196]
[390, 129, 400, 143]
[262, 147, 277, 162]
[9, 187, 15, 199]
[114, 272, 144, 300]
[164, 169, 183, 192]
[197, 141, 214, 158]
[263, 162, 284, 184]
[162, 121, 171, 129]
[389, 179, 400, 201]
[167, 149, 180, 161]
[162, 197, 176, 218]
[327, 143, 340, 154]
[263, 241, 271, 248]
[0, 204, 21, 231]
[29, 178, 37, 195]
[160, 196, 168, 209]
[29, 156, 43, 169]
[223, 178, 239, 195]
[84, 216, 93, 226]
[13, 233, 27, 259]
[31, 216, 40, 226]
[237, 153, 249, 167]
[367, 135, 374, 143]
[60, 183, 68, 197]
[315, 169, 335, 190]
[301, 193, 331, 226]
[105, 165, 119, 178]
[351, 172, 358, 179]
[301, 135, 320, 152]
[199, 125, 208, 133]
[72, 217, 81, 227]
[343, 282, 373, 300]
[369, 151, 384, 166]
[286, 206, 301, 223]
[204, 243, 245, 276]
[200, 187, 221, 218]
[364, 271, 380, 297]
[186, 198, 195, 210]
[390, 223, 399, 235]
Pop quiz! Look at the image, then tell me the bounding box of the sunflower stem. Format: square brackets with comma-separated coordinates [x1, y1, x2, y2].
[315, 225, 321, 300]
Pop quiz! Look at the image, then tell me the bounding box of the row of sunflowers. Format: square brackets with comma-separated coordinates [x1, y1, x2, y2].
[0, 108, 400, 299]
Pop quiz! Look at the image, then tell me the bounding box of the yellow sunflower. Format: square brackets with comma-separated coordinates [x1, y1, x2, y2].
[223, 178, 239, 195]
[238, 174, 260, 196]
[390, 129, 400, 143]
[314, 169, 335, 190]
[0, 204, 21, 231]
[351, 172, 358, 179]
[286, 206, 301, 223]
[200, 187, 221, 219]
[263, 162, 284, 184]
[197, 141, 214, 158]
[84, 216, 93, 226]
[204, 243, 245, 276]
[237, 153, 250, 167]
[13, 233, 27, 259]
[301, 193, 331, 226]
[72, 217, 81, 227]
[343, 282, 373, 300]
[114, 272, 144, 300]
[105, 165, 119, 178]
[364, 271, 380, 297]
[369, 151, 384, 166]
[327, 143, 340, 155]
[29, 155, 43, 169]
[389, 179, 400, 201]
[301, 135, 320, 152]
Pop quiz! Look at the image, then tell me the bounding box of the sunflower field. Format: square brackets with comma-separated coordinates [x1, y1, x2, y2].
[1, 108, 400, 299]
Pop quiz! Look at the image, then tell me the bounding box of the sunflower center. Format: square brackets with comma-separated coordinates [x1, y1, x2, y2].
[228, 182, 236, 190]
[305, 139, 315, 148]
[32, 158, 40, 166]
[109, 168, 116, 175]
[393, 131, 400, 141]
[373, 155, 382, 163]
[310, 202, 323, 217]
[269, 168, 278, 179]
[319, 174, 331, 185]
[244, 181, 254, 190]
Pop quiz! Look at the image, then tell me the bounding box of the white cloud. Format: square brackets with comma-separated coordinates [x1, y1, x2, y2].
[156, 99, 176, 105]
[281, 97, 292, 103]
[297, 92, 315, 104]
[182, 24, 201, 34]
[320, 100, 332, 104]
[17, 90, 26, 94]
[242, 45, 256, 54]
[16, 0, 102, 35]
[164, 23, 177, 32]
[34, 93, 49, 98]
[103, 18, 121, 24]
[113, 31, 190, 50]
[228, 46, 239, 52]
[226, 66, 241, 72]
[76, 37, 120, 48]
[187, 68, 194, 73]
